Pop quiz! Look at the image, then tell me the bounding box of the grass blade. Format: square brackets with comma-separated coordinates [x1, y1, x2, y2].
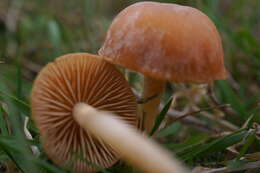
[149, 97, 173, 136]
[180, 130, 249, 161]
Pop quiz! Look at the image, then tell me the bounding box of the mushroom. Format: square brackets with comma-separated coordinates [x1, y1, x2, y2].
[31, 53, 137, 172]
[31, 53, 188, 173]
[98, 2, 227, 133]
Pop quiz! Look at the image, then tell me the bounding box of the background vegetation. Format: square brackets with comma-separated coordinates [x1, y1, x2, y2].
[0, 0, 259, 172]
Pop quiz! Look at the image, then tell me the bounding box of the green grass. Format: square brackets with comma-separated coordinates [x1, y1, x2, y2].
[0, 0, 259, 172]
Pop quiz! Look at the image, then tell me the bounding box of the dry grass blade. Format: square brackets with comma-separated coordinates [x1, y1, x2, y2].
[212, 161, 260, 173]
[253, 123, 260, 139]
[137, 93, 159, 104]
[207, 83, 235, 116]
[190, 105, 239, 131]
[170, 104, 230, 123]
[245, 152, 260, 160]
[167, 110, 221, 133]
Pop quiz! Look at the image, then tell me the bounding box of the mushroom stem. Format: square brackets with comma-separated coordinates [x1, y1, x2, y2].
[73, 103, 188, 173]
[142, 76, 166, 133]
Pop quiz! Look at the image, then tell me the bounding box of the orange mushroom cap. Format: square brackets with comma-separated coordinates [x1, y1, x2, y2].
[99, 2, 227, 83]
[31, 53, 137, 172]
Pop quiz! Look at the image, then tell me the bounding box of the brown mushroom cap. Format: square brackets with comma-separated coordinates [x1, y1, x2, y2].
[31, 53, 137, 172]
[99, 2, 227, 83]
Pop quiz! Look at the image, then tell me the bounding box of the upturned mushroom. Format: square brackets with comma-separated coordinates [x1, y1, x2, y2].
[31, 53, 137, 172]
[99, 1, 227, 133]
[31, 53, 188, 173]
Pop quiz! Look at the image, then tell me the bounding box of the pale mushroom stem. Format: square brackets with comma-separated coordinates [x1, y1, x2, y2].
[142, 76, 166, 133]
[73, 103, 188, 173]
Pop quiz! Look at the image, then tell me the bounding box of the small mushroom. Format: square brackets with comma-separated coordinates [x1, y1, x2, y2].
[99, 2, 227, 133]
[31, 53, 137, 172]
[31, 53, 188, 173]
